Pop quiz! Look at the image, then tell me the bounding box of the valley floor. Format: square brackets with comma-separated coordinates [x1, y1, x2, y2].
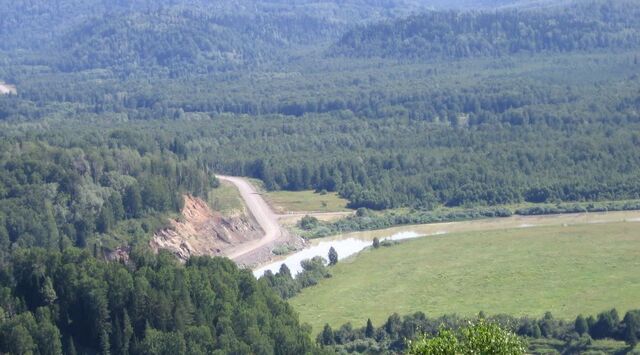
[290, 221, 640, 332]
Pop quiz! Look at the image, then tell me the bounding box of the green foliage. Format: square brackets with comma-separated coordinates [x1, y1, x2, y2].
[623, 311, 640, 346]
[334, 1, 640, 60]
[591, 309, 620, 339]
[139, 328, 186, 355]
[408, 328, 459, 355]
[459, 321, 527, 354]
[319, 324, 336, 346]
[299, 215, 320, 230]
[0, 136, 216, 252]
[576, 315, 589, 336]
[365, 318, 375, 338]
[0, 248, 320, 354]
[261, 256, 331, 299]
[323, 310, 637, 354]
[328, 246, 338, 265]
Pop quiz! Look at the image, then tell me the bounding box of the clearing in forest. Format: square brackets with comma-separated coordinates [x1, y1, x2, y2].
[265, 190, 351, 213]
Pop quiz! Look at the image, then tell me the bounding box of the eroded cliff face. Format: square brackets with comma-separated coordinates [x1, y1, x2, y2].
[150, 195, 261, 261]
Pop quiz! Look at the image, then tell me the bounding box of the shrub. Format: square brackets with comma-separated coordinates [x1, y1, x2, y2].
[407, 321, 526, 355]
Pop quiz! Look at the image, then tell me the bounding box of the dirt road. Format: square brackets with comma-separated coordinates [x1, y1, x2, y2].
[216, 175, 284, 260]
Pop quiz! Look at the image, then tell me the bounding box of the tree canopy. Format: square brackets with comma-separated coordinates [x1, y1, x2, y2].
[0, 248, 322, 354]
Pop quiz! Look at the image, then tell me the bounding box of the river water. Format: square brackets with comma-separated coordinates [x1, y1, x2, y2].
[253, 229, 447, 277]
[252, 210, 640, 278]
[0, 82, 16, 95]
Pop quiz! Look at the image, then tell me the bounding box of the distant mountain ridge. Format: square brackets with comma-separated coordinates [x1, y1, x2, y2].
[331, 0, 640, 60]
[0, 0, 564, 52]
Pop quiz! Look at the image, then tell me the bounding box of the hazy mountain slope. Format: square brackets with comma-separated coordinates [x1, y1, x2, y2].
[53, 9, 339, 73]
[0, 0, 564, 51]
[332, 0, 640, 59]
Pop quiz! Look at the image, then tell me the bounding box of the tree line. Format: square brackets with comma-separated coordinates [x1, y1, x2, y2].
[319, 309, 640, 353]
[298, 200, 640, 238]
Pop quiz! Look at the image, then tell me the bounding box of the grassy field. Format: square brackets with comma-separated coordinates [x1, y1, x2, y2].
[207, 181, 244, 216]
[265, 190, 351, 213]
[290, 222, 640, 332]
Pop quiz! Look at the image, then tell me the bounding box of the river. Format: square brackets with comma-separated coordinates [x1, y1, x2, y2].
[0, 82, 17, 95]
[252, 210, 640, 278]
[253, 230, 444, 277]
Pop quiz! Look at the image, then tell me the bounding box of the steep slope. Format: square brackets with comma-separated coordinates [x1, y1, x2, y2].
[150, 195, 261, 260]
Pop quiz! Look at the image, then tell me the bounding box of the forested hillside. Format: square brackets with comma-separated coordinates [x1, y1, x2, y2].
[0, 0, 544, 53]
[333, 1, 640, 59]
[55, 11, 336, 73]
[1, 4, 339, 74]
[0, 249, 321, 354]
[0, 131, 215, 255]
[0, 0, 567, 74]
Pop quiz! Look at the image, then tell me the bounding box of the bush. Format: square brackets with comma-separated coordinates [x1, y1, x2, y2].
[299, 215, 319, 230]
[408, 321, 527, 355]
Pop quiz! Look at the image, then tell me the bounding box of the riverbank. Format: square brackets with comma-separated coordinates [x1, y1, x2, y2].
[254, 209, 640, 277]
[0, 81, 17, 95]
[295, 199, 640, 239]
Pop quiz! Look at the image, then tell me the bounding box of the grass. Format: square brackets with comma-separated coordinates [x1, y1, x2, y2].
[207, 181, 244, 216]
[290, 222, 640, 332]
[265, 190, 351, 213]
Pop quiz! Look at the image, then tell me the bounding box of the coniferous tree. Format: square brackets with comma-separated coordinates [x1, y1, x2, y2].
[532, 323, 542, 338]
[623, 312, 639, 346]
[123, 310, 133, 355]
[575, 315, 588, 336]
[328, 247, 338, 266]
[278, 263, 292, 279]
[44, 202, 59, 250]
[365, 318, 375, 338]
[109, 193, 125, 222]
[65, 336, 77, 355]
[124, 185, 142, 219]
[96, 204, 115, 234]
[320, 324, 335, 345]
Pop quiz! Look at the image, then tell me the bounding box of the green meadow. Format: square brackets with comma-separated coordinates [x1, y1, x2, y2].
[265, 190, 351, 213]
[291, 222, 640, 331]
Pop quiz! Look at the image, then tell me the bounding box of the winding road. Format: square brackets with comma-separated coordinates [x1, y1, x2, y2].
[216, 175, 284, 260]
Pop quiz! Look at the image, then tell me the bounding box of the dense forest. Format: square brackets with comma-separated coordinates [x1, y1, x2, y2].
[0, 0, 549, 55]
[0, 0, 467, 74]
[0, 112, 640, 262]
[333, 1, 640, 59]
[0, 248, 322, 354]
[0, 130, 215, 254]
